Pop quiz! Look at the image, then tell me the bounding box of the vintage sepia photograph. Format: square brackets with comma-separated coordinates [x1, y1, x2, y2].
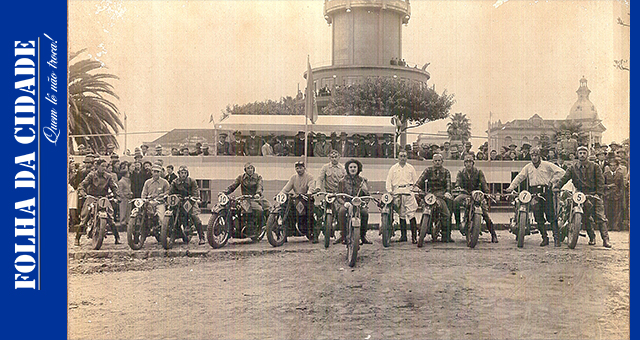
[67, 1, 630, 339]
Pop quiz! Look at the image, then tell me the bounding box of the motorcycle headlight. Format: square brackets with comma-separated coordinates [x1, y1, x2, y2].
[472, 190, 484, 202]
[352, 197, 362, 206]
[275, 193, 288, 205]
[572, 192, 586, 204]
[97, 197, 110, 209]
[167, 194, 180, 207]
[424, 193, 437, 205]
[218, 193, 229, 206]
[325, 195, 336, 204]
[381, 193, 393, 205]
[518, 191, 532, 204]
[134, 199, 144, 208]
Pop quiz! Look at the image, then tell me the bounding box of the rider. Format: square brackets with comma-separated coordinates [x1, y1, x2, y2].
[453, 153, 498, 243]
[385, 150, 419, 243]
[279, 159, 317, 242]
[553, 145, 611, 248]
[316, 149, 347, 243]
[223, 162, 271, 231]
[414, 153, 454, 243]
[337, 159, 372, 245]
[75, 159, 120, 246]
[169, 165, 206, 245]
[141, 163, 171, 226]
[505, 147, 565, 247]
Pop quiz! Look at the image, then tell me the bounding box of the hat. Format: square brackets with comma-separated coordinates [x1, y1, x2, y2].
[317, 133, 326, 138]
[83, 155, 95, 163]
[141, 144, 149, 149]
[444, 141, 450, 145]
[110, 154, 119, 160]
[521, 143, 531, 149]
[178, 165, 188, 173]
[106, 143, 115, 149]
[297, 130, 305, 135]
[509, 144, 517, 149]
[202, 142, 209, 149]
[155, 144, 162, 150]
[143, 160, 153, 167]
[134, 147, 142, 158]
[340, 132, 348, 137]
[383, 133, 393, 138]
[152, 164, 162, 172]
[243, 162, 254, 170]
[233, 130, 242, 136]
[294, 158, 305, 167]
[596, 149, 606, 156]
[219, 132, 228, 138]
[577, 145, 589, 153]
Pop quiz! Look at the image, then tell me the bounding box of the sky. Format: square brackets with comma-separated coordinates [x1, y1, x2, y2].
[68, 0, 630, 151]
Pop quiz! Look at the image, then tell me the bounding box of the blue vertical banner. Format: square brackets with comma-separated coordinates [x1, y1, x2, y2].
[0, 0, 67, 339]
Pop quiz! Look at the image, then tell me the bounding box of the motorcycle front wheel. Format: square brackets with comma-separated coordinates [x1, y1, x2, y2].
[266, 213, 287, 247]
[206, 213, 230, 249]
[92, 217, 107, 250]
[323, 213, 333, 249]
[346, 224, 360, 268]
[567, 213, 582, 249]
[517, 211, 527, 248]
[161, 214, 177, 250]
[381, 213, 392, 248]
[127, 216, 145, 250]
[417, 214, 430, 248]
[467, 213, 481, 248]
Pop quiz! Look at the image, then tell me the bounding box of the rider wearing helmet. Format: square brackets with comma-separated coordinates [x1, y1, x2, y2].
[223, 162, 271, 229]
[169, 165, 206, 245]
[414, 153, 454, 243]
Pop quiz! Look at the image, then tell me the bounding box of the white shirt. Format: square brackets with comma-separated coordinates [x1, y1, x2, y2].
[386, 162, 418, 194]
[508, 160, 565, 190]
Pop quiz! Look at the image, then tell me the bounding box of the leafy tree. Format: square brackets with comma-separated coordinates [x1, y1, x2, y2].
[223, 96, 303, 116]
[68, 49, 123, 153]
[447, 112, 471, 143]
[554, 120, 588, 145]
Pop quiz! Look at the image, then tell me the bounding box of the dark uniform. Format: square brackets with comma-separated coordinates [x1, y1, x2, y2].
[76, 168, 120, 244]
[244, 135, 262, 156]
[224, 170, 271, 226]
[169, 168, 205, 242]
[365, 134, 383, 158]
[336, 160, 371, 244]
[556, 158, 611, 247]
[453, 166, 497, 241]
[415, 165, 453, 242]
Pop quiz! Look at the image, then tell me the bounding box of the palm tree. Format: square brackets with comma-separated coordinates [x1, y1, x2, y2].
[68, 49, 123, 154]
[447, 112, 471, 143]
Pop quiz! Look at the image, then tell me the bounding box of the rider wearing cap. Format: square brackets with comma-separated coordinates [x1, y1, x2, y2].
[506, 147, 565, 246]
[223, 162, 271, 229]
[279, 159, 318, 242]
[169, 165, 206, 244]
[554, 145, 611, 248]
[414, 153, 455, 243]
[453, 153, 498, 243]
[141, 164, 171, 226]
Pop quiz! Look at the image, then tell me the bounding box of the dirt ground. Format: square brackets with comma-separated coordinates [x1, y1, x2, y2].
[68, 230, 630, 340]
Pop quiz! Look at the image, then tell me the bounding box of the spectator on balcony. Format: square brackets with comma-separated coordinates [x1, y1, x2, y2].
[489, 149, 500, 161]
[330, 132, 338, 151]
[190, 142, 203, 156]
[154, 144, 163, 156]
[390, 58, 397, 65]
[179, 144, 190, 156]
[216, 133, 230, 156]
[449, 144, 461, 160]
[314, 133, 332, 158]
[170, 147, 179, 156]
[294, 130, 306, 157]
[307, 132, 315, 157]
[381, 133, 397, 159]
[519, 143, 532, 161]
[231, 131, 246, 156]
[274, 135, 288, 156]
[336, 132, 353, 157]
[245, 130, 262, 156]
[441, 141, 451, 160]
[365, 133, 382, 158]
[352, 134, 366, 158]
[140, 144, 150, 157]
[201, 143, 210, 156]
[262, 135, 275, 156]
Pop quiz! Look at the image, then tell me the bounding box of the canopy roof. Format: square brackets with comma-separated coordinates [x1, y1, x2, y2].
[218, 114, 396, 135]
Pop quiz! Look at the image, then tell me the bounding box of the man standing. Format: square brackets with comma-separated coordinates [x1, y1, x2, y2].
[261, 135, 275, 156]
[230, 131, 246, 156]
[385, 150, 419, 243]
[165, 165, 178, 185]
[245, 130, 262, 156]
[217, 133, 230, 155]
[453, 153, 498, 243]
[414, 153, 454, 244]
[274, 135, 288, 156]
[169, 166, 206, 245]
[604, 157, 624, 231]
[554, 146, 611, 248]
[294, 131, 306, 157]
[336, 132, 354, 157]
[130, 161, 145, 199]
[381, 133, 396, 159]
[313, 133, 331, 158]
[506, 147, 565, 246]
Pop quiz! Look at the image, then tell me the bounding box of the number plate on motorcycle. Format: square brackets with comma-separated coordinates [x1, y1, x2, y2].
[275, 193, 287, 205]
[134, 199, 144, 208]
[218, 193, 229, 206]
[381, 193, 393, 204]
[518, 191, 532, 204]
[167, 195, 179, 206]
[572, 192, 586, 204]
[183, 200, 192, 212]
[424, 194, 436, 205]
[97, 197, 110, 209]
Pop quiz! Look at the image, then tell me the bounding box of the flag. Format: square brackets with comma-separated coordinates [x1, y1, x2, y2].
[305, 56, 318, 124]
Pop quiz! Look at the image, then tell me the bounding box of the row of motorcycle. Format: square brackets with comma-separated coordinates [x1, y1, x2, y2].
[81, 186, 595, 267]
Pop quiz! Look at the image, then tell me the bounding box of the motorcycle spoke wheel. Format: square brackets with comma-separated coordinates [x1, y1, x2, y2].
[418, 215, 429, 248]
[467, 214, 481, 249]
[266, 214, 286, 247]
[324, 213, 333, 249]
[127, 217, 145, 250]
[567, 213, 582, 249]
[517, 211, 527, 248]
[206, 213, 230, 249]
[91, 218, 106, 250]
[346, 225, 359, 267]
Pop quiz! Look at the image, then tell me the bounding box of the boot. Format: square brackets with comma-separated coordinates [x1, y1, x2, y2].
[196, 222, 206, 245]
[334, 232, 345, 245]
[551, 221, 561, 247]
[360, 230, 372, 245]
[487, 220, 498, 243]
[74, 233, 81, 247]
[444, 220, 454, 243]
[599, 222, 612, 248]
[538, 224, 549, 246]
[112, 222, 121, 244]
[410, 218, 418, 244]
[399, 219, 408, 242]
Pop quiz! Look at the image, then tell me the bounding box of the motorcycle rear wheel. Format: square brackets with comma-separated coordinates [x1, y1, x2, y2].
[467, 213, 481, 248]
[567, 213, 582, 249]
[266, 213, 287, 247]
[127, 216, 145, 250]
[347, 224, 360, 267]
[207, 212, 230, 249]
[92, 218, 106, 250]
[517, 211, 527, 248]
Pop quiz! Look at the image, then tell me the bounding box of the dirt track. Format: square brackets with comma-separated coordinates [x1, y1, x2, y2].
[68, 230, 629, 340]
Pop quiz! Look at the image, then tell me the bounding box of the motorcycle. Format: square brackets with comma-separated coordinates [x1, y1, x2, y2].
[126, 196, 164, 250]
[336, 193, 375, 267]
[557, 190, 596, 249]
[454, 188, 494, 248]
[160, 194, 200, 249]
[507, 190, 545, 248]
[266, 193, 316, 247]
[83, 194, 118, 250]
[378, 192, 414, 248]
[416, 190, 445, 247]
[206, 193, 267, 249]
[313, 192, 338, 249]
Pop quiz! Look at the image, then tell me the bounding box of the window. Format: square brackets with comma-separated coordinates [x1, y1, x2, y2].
[196, 179, 211, 209]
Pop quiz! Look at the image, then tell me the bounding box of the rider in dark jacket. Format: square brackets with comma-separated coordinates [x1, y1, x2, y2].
[336, 159, 372, 245]
[169, 165, 205, 244]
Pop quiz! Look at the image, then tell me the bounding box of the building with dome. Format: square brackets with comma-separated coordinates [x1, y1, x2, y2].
[488, 77, 606, 153]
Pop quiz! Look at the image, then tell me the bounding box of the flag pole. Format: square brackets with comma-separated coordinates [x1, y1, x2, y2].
[124, 112, 127, 155]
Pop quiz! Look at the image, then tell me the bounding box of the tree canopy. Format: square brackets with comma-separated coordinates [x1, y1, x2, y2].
[68, 49, 123, 153]
[223, 96, 303, 116]
[447, 112, 471, 143]
[323, 77, 455, 131]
